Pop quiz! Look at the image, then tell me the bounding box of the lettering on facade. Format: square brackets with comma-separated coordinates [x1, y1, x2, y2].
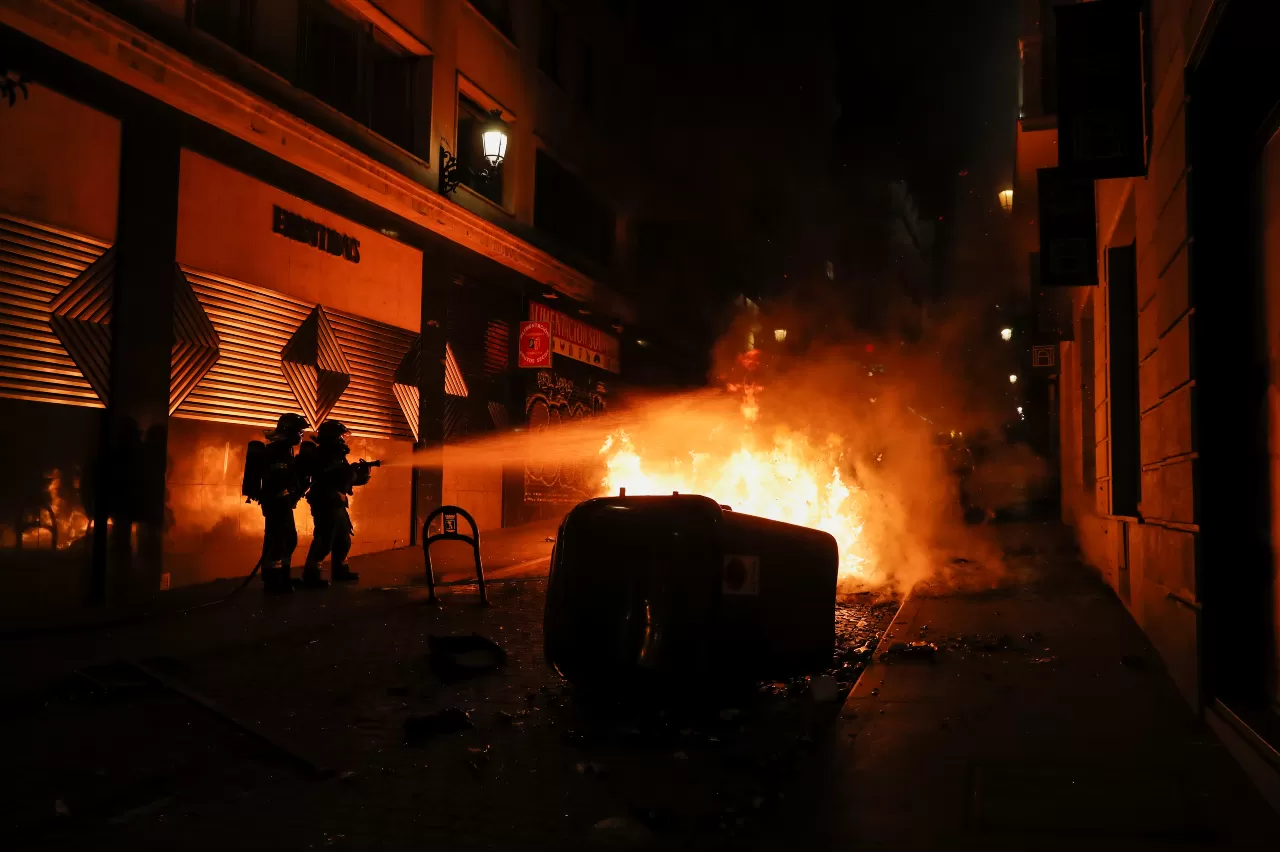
[528, 301, 620, 373]
[272, 205, 361, 263]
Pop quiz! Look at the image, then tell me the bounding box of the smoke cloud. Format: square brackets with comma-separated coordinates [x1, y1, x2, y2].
[395, 291, 1050, 596]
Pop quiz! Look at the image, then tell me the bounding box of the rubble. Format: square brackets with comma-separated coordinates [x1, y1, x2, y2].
[885, 641, 938, 661]
[404, 708, 473, 742]
[810, 675, 840, 702]
[590, 815, 655, 848]
[428, 634, 506, 679]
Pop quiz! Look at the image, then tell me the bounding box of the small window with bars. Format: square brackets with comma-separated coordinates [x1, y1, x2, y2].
[484, 320, 510, 375]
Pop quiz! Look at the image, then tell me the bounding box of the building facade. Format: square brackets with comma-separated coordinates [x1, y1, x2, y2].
[1018, 0, 1280, 790]
[0, 0, 678, 627]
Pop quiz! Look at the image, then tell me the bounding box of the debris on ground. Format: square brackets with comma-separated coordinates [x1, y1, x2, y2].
[404, 707, 473, 742]
[591, 815, 656, 847]
[108, 795, 176, 825]
[885, 641, 938, 661]
[427, 634, 507, 679]
[810, 675, 840, 702]
[982, 634, 1014, 652]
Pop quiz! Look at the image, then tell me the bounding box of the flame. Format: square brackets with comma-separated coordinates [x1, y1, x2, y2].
[11, 469, 92, 551]
[599, 421, 873, 584]
[48, 469, 91, 549]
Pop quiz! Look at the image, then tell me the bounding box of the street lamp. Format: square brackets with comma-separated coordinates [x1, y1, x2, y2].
[480, 114, 509, 168]
[998, 189, 1013, 212]
[774, 329, 788, 343]
[439, 110, 509, 196]
[1009, 374, 1018, 384]
[1000, 327, 1013, 341]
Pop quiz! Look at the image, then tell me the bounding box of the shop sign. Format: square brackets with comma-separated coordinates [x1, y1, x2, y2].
[529, 302, 620, 373]
[518, 321, 552, 368]
[1032, 345, 1057, 368]
[272, 205, 361, 263]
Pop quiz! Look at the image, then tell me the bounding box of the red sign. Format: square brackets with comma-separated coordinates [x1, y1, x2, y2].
[528, 302, 621, 373]
[518, 321, 552, 368]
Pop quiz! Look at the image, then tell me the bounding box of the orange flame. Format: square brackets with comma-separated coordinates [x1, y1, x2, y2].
[599, 413, 874, 584]
[14, 469, 92, 550]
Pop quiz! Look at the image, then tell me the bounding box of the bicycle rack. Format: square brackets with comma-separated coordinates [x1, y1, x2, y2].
[421, 505, 488, 606]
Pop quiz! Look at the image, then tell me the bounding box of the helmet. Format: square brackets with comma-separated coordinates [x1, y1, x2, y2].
[316, 420, 351, 444]
[267, 413, 309, 440]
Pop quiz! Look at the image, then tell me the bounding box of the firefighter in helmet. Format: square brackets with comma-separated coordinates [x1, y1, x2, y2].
[300, 420, 375, 587]
[253, 413, 310, 594]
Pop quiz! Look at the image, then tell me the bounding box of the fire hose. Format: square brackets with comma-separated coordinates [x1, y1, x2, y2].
[179, 557, 264, 613]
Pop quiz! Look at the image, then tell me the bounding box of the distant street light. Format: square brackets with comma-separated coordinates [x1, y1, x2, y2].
[774, 329, 788, 342]
[998, 189, 1013, 212]
[1009, 374, 1018, 384]
[1016, 406, 1023, 414]
[1000, 327, 1013, 341]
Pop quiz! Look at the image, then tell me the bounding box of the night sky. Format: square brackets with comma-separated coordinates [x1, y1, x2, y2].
[622, 0, 1022, 340]
[835, 0, 1020, 220]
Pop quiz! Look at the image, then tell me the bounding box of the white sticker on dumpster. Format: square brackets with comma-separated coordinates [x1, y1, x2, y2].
[722, 555, 760, 596]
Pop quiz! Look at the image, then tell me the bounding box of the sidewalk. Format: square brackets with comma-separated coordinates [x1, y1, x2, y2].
[768, 521, 1280, 848]
[0, 518, 560, 701]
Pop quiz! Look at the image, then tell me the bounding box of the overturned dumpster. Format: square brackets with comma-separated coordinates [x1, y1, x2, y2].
[544, 494, 839, 689]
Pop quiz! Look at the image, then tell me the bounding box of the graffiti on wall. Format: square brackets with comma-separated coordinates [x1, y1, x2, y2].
[523, 370, 607, 504]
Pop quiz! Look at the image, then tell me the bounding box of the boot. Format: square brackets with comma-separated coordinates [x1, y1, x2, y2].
[263, 567, 293, 595]
[300, 565, 330, 589]
[332, 564, 359, 583]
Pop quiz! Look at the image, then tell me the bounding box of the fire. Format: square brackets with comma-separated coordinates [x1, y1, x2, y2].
[11, 469, 91, 551]
[48, 469, 91, 549]
[599, 426, 873, 584]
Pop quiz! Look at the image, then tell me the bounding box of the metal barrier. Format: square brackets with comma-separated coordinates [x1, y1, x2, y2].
[421, 505, 488, 606]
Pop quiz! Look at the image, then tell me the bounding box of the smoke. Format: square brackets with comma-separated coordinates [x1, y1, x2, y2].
[394, 291, 1050, 596]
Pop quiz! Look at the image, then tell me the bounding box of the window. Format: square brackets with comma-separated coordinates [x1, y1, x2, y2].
[1107, 244, 1140, 515]
[535, 149, 615, 267]
[1080, 294, 1096, 498]
[457, 95, 505, 205]
[189, 0, 254, 52]
[369, 38, 415, 150]
[297, 1, 417, 152]
[470, 0, 514, 41]
[1040, 0, 1058, 116]
[484, 320, 510, 375]
[299, 2, 363, 121]
[539, 2, 561, 84]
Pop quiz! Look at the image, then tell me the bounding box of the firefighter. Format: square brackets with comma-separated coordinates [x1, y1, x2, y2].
[300, 420, 375, 587]
[248, 413, 310, 594]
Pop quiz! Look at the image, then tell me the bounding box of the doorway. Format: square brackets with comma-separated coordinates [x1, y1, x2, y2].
[1190, 0, 1280, 739]
[1259, 126, 1280, 711]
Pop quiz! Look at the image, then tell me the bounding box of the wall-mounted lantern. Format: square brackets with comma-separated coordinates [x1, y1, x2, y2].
[480, 114, 509, 168]
[439, 110, 509, 196]
[998, 189, 1014, 212]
